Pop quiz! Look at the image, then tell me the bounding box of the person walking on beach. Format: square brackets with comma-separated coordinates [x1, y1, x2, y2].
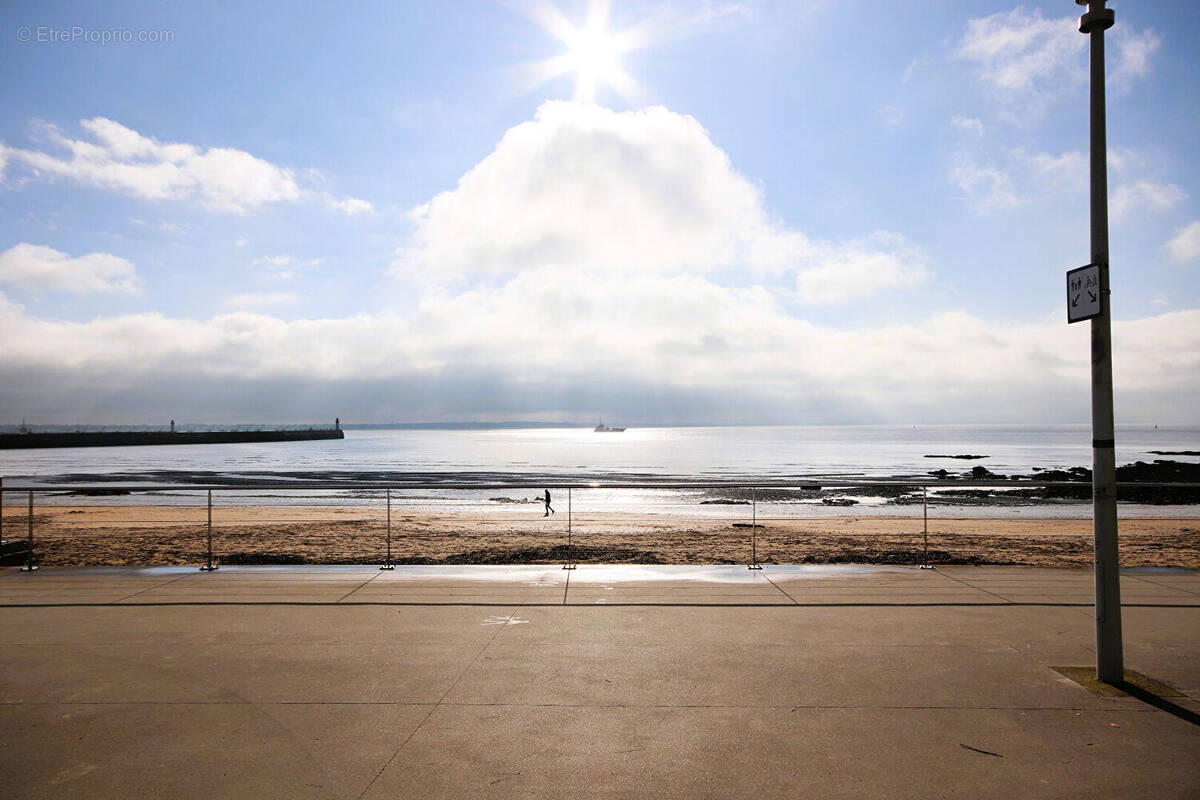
[543, 489, 555, 516]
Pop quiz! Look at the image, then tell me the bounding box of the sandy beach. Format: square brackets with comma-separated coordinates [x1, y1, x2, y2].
[3, 504, 1197, 568]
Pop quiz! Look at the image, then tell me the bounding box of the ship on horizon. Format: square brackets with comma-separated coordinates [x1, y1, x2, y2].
[594, 422, 626, 433]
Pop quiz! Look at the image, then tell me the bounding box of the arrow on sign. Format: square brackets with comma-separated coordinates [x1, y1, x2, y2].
[1067, 263, 1102, 324]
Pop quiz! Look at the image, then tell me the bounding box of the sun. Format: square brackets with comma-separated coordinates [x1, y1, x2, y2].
[563, 22, 625, 102]
[522, 1, 645, 104]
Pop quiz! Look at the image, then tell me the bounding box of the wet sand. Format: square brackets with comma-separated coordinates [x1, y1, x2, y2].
[4, 504, 1197, 568]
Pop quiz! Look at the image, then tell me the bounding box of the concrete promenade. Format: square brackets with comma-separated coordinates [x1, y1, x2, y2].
[2, 564, 1197, 798]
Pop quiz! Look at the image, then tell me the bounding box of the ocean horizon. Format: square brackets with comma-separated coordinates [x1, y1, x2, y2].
[3, 423, 1197, 480]
[2, 424, 1197, 520]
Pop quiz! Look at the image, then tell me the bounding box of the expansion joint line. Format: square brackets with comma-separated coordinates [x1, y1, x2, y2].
[112, 572, 194, 603]
[354, 606, 516, 799]
[336, 570, 386, 603]
[934, 570, 1014, 604]
[1126, 573, 1199, 596]
[761, 573, 800, 605]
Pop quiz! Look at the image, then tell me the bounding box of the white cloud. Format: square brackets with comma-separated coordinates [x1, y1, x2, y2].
[3, 118, 370, 216]
[793, 232, 930, 304]
[950, 115, 984, 137]
[5, 118, 302, 213]
[233, 236, 248, 247]
[955, 8, 1083, 96]
[948, 127, 1088, 212]
[0, 243, 142, 294]
[395, 101, 927, 303]
[224, 292, 299, 310]
[1106, 147, 1145, 176]
[130, 218, 188, 234]
[1028, 150, 1087, 191]
[1110, 181, 1187, 222]
[253, 255, 296, 268]
[1167, 221, 1200, 263]
[902, 55, 930, 85]
[951, 145, 1180, 217]
[955, 9, 1161, 106]
[253, 254, 322, 280]
[1112, 28, 1161, 90]
[1, 276, 1196, 422]
[951, 158, 1021, 212]
[325, 194, 374, 216]
[7, 96, 1193, 423]
[396, 103, 759, 278]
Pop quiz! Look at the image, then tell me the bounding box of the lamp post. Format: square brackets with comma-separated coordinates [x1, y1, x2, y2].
[1077, 0, 1122, 684]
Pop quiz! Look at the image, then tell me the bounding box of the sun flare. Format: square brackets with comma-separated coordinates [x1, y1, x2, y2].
[523, 1, 644, 104]
[563, 22, 624, 102]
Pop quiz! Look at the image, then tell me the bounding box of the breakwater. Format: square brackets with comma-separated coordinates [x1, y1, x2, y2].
[0, 429, 344, 450]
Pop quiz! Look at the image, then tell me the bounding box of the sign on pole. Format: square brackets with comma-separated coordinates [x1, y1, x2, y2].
[1067, 263, 1102, 323]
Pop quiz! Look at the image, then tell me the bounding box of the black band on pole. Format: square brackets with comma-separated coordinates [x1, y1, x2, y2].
[1092, 438, 1115, 449]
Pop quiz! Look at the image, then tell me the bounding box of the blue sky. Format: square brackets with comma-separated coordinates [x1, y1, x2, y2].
[0, 1, 1197, 424]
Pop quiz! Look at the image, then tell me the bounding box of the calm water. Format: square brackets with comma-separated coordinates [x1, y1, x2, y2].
[2, 425, 1197, 518]
[1, 424, 1196, 481]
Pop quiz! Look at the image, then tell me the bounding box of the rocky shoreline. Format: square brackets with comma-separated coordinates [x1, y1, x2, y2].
[16, 459, 1200, 512]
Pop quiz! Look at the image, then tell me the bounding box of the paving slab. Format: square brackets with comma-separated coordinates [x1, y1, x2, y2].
[0, 591, 155, 606]
[342, 591, 567, 606]
[2, 641, 487, 704]
[112, 594, 368, 605]
[566, 588, 791, 606]
[181, 569, 381, 581]
[9, 565, 1194, 608]
[771, 590, 997, 605]
[1, 565, 1196, 799]
[990, 591, 1196, 606]
[0, 604, 503, 645]
[350, 584, 565, 597]
[362, 705, 1200, 800]
[125, 582, 367, 597]
[1121, 606, 1200, 644]
[443, 641, 1129, 710]
[1124, 645, 1200, 697]
[490, 604, 1097, 651]
[1, 702, 433, 800]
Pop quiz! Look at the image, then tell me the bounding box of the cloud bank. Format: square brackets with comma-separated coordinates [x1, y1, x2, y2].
[2, 275, 1197, 423]
[2, 102, 1196, 424]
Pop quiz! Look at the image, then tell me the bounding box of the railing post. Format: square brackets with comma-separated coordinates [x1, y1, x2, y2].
[20, 489, 38, 571]
[919, 485, 934, 569]
[199, 489, 218, 571]
[562, 487, 575, 570]
[380, 488, 395, 570]
[748, 486, 762, 569]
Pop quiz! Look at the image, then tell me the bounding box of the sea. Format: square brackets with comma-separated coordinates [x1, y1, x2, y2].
[1, 424, 1198, 519]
